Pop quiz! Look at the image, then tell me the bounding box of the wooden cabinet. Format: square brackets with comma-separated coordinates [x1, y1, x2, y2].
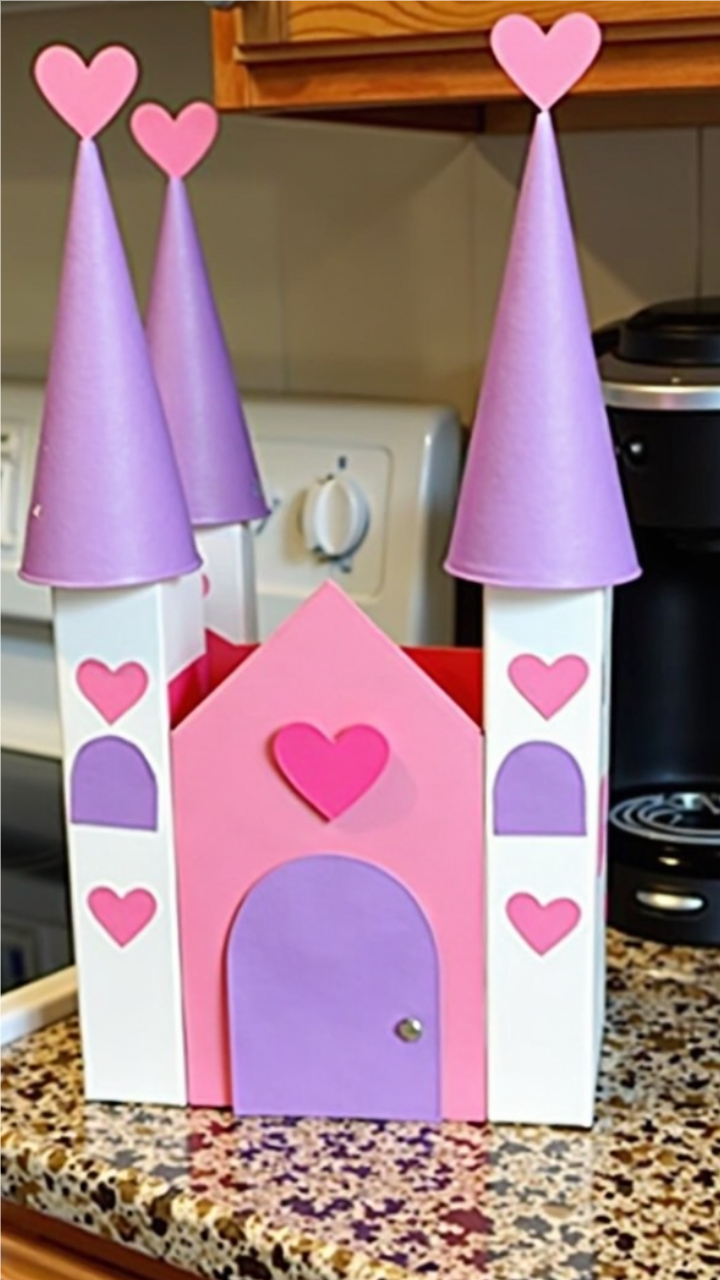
[2, 1228, 126, 1280]
[211, 1, 720, 130]
[1, 1205, 194, 1280]
[234, 0, 717, 46]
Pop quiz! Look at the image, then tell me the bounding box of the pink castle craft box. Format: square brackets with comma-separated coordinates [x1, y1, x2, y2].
[21, 13, 639, 1129]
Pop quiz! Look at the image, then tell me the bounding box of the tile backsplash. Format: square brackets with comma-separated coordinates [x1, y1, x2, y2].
[2, 2, 718, 425]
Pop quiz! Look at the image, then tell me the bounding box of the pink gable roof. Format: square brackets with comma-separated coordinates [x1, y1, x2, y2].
[172, 582, 486, 1120]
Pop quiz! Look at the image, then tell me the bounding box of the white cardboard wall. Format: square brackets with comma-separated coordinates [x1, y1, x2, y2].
[53, 579, 204, 1105]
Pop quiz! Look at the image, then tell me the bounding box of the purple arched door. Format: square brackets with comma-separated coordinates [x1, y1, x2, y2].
[226, 855, 440, 1121]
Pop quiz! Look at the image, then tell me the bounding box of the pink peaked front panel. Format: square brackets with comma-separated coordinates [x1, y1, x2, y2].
[172, 583, 485, 1121]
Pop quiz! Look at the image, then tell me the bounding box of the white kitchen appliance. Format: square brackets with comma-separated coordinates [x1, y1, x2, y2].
[2, 381, 461, 758]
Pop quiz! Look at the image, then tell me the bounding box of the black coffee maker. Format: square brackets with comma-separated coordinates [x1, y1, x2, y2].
[595, 298, 720, 946]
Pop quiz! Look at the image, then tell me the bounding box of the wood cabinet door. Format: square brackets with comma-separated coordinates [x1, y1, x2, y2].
[213, 1, 720, 126]
[1, 1228, 124, 1280]
[237, 1, 720, 51]
[1, 1206, 195, 1280]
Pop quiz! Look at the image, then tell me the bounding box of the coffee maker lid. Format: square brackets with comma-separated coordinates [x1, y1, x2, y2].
[599, 298, 720, 413]
[618, 298, 720, 368]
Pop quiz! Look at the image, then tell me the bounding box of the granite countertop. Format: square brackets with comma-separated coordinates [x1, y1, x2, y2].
[2, 932, 719, 1280]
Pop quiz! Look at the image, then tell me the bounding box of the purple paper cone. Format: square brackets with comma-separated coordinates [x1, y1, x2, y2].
[21, 141, 199, 590]
[146, 180, 269, 526]
[446, 113, 639, 591]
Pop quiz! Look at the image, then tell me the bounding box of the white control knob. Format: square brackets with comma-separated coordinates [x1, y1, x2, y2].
[1, 457, 17, 549]
[302, 475, 369, 559]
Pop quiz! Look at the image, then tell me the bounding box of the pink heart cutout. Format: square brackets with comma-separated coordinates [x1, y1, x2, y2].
[130, 102, 218, 178]
[506, 893, 581, 956]
[34, 45, 138, 139]
[76, 660, 149, 724]
[88, 887, 157, 947]
[273, 723, 390, 820]
[490, 13, 601, 111]
[509, 654, 589, 719]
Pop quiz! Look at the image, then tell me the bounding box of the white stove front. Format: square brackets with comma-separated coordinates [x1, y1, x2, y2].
[2, 383, 461, 757]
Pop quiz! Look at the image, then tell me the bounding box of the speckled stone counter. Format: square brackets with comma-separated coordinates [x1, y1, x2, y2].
[2, 932, 719, 1280]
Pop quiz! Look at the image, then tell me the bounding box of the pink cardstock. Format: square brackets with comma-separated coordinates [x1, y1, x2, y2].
[76, 659, 149, 724]
[87, 887, 157, 947]
[506, 893, 581, 956]
[172, 583, 486, 1121]
[508, 654, 589, 719]
[272, 723, 390, 820]
[490, 13, 602, 111]
[130, 102, 218, 178]
[34, 45, 138, 139]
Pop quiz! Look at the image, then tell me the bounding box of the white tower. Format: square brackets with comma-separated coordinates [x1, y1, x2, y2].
[446, 108, 639, 1126]
[21, 53, 206, 1104]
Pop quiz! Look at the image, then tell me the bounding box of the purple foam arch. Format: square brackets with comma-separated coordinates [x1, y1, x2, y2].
[226, 854, 441, 1121]
[494, 741, 586, 836]
[70, 737, 158, 831]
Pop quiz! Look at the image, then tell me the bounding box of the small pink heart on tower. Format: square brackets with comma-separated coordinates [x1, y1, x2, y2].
[490, 13, 602, 111]
[130, 102, 218, 178]
[76, 660, 149, 724]
[88, 887, 157, 947]
[506, 893, 581, 956]
[34, 45, 139, 138]
[273, 723, 390, 820]
[508, 654, 589, 719]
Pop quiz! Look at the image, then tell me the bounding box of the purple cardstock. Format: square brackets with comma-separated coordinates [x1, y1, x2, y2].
[70, 737, 158, 831]
[227, 854, 441, 1121]
[20, 140, 199, 590]
[494, 741, 586, 836]
[446, 112, 639, 591]
[146, 180, 269, 527]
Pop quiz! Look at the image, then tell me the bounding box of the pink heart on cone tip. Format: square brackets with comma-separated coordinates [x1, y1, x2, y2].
[131, 101, 218, 177]
[273, 723, 390, 820]
[508, 654, 589, 719]
[87, 887, 157, 947]
[506, 893, 581, 955]
[34, 45, 138, 139]
[490, 13, 602, 111]
[76, 660, 149, 724]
